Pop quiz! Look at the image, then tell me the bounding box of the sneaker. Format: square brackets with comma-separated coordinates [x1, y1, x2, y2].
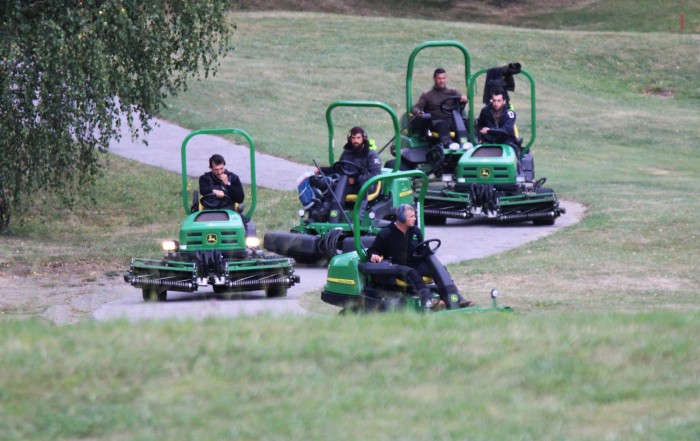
[424, 297, 446, 311]
[458, 299, 475, 308]
[432, 300, 446, 311]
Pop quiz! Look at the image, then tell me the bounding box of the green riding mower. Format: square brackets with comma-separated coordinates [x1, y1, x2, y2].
[124, 128, 299, 302]
[263, 101, 415, 264]
[321, 170, 512, 314]
[391, 40, 565, 225]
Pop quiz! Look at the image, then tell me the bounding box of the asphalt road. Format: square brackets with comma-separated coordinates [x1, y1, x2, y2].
[95, 119, 585, 321]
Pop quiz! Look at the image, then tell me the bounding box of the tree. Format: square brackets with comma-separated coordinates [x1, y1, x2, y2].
[0, 0, 234, 233]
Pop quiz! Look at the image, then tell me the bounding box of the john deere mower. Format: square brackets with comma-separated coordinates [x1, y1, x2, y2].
[392, 40, 565, 225]
[124, 128, 299, 302]
[321, 170, 511, 314]
[263, 101, 415, 264]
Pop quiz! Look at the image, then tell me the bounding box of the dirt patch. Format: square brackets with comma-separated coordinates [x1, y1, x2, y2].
[643, 88, 675, 97]
[0, 263, 128, 325]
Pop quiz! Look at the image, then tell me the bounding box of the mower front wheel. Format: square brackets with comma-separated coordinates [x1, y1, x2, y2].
[142, 287, 167, 302]
[265, 286, 288, 298]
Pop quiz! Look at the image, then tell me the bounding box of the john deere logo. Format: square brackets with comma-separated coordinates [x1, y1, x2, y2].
[330, 210, 338, 218]
[450, 294, 459, 303]
[480, 168, 491, 178]
[206, 234, 218, 244]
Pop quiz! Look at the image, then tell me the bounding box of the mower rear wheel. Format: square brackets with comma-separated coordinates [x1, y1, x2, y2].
[265, 286, 288, 298]
[142, 288, 167, 302]
[424, 214, 447, 225]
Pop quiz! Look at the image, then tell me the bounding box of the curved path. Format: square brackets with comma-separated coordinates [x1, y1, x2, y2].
[94, 119, 585, 321]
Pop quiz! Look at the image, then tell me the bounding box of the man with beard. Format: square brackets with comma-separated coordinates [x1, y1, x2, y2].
[305, 126, 382, 222]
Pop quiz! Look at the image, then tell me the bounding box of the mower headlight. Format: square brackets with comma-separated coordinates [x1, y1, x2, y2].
[162, 240, 179, 252]
[490, 288, 500, 299]
[298, 209, 306, 217]
[246, 236, 260, 248]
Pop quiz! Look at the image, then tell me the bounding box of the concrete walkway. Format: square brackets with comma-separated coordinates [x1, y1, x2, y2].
[108, 117, 309, 191]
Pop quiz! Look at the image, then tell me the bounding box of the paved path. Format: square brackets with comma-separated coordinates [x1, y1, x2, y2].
[108, 117, 307, 191]
[94, 118, 585, 321]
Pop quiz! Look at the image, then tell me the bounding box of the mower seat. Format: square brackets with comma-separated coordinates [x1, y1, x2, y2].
[345, 181, 382, 203]
[358, 262, 433, 292]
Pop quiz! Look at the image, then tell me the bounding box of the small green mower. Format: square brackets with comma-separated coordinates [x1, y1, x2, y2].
[321, 170, 512, 314]
[124, 128, 299, 302]
[392, 40, 565, 225]
[263, 101, 415, 264]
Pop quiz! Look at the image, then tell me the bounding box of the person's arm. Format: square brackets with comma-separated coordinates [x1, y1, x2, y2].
[502, 110, 517, 136]
[366, 229, 388, 262]
[411, 91, 428, 115]
[199, 173, 215, 196]
[476, 107, 490, 137]
[227, 172, 245, 204]
[356, 151, 382, 187]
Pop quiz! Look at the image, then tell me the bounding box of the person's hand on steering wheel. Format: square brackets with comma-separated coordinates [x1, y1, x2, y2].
[412, 239, 442, 259]
[334, 160, 362, 178]
[439, 95, 467, 115]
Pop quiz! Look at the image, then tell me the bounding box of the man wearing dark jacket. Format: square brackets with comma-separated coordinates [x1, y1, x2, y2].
[366, 204, 474, 310]
[319, 126, 382, 193]
[308, 126, 381, 221]
[477, 90, 517, 147]
[412, 68, 468, 147]
[199, 154, 244, 210]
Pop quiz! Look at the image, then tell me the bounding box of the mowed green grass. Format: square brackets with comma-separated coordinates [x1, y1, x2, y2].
[2, 313, 699, 440]
[2, 11, 700, 440]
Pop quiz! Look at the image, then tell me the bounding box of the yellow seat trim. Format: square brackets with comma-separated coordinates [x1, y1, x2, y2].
[345, 181, 382, 202]
[395, 276, 433, 288]
[199, 197, 238, 212]
[430, 131, 456, 139]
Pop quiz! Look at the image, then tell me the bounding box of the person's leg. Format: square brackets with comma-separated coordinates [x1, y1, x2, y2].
[424, 255, 474, 308]
[397, 265, 435, 309]
[431, 119, 452, 146]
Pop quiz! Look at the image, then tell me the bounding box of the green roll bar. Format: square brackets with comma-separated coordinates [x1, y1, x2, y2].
[470, 68, 537, 153]
[352, 169, 429, 261]
[180, 128, 257, 217]
[325, 100, 403, 171]
[405, 40, 473, 141]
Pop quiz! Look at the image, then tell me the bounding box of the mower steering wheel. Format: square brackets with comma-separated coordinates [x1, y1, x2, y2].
[439, 95, 466, 115]
[334, 160, 362, 177]
[482, 127, 511, 144]
[412, 239, 442, 258]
